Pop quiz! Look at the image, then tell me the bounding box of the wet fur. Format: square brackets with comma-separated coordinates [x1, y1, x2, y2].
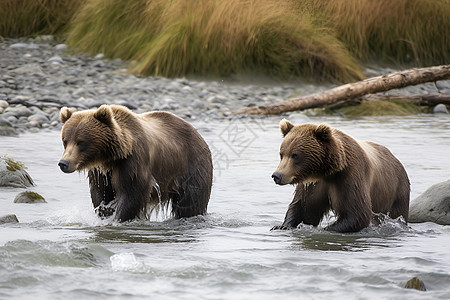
[274, 121, 410, 233]
[60, 105, 212, 221]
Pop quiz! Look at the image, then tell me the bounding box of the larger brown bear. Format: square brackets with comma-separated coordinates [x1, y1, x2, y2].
[272, 120, 410, 233]
[58, 104, 213, 222]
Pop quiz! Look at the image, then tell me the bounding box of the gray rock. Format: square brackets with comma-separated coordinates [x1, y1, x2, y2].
[0, 100, 9, 109]
[35, 35, 54, 43]
[0, 214, 19, 224]
[4, 105, 33, 118]
[0, 116, 12, 126]
[55, 44, 68, 51]
[48, 55, 64, 64]
[8, 63, 46, 76]
[9, 43, 28, 49]
[207, 95, 228, 104]
[6, 115, 18, 124]
[27, 43, 40, 50]
[0, 157, 34, 188]
[28, 113, 49, 125]
[432, 103, 449, 114]
[0, 125, 18, 136]
[14, 191, 46, 203]
[409, 180, 450, 225]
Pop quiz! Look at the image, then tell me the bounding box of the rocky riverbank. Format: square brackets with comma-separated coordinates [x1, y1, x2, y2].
[0, 36, 323, 135]
[1, 36, 448, 135]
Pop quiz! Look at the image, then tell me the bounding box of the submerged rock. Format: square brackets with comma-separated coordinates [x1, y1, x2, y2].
[404, 277, 426, 291]
[13, 191, 46, 203]
[409, 180, 450, 225]
[0, 214, 19, 224]
[0, 124, 17, 136]
[0, 156, 34, 187]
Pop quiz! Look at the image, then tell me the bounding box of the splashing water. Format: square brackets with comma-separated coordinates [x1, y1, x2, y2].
[110, 252, 149, 273]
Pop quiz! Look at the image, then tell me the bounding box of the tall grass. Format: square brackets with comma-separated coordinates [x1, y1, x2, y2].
[0, 0, 83, 37]
[67, 0, 363, 82]
[308, 0, 450, 65]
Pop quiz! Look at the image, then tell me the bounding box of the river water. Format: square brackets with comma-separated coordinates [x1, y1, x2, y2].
[1, 114, 449, 299]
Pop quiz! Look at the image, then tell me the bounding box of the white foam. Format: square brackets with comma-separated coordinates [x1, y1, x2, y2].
[110, 252, 148, 273]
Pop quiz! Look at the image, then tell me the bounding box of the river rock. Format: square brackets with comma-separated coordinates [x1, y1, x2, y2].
[0, 156, 34, 188]
[409, 180, 450, 225]
[9, 43, 28, 49]
[14, 191, 46, 203]
[28, 113, 49, 126]
[0, 214, 19, 224]
[7, 63, 46, 77]
[0, 125, 17, 136]
[0, 100, 8, 109]
[432, 103, 449, 114]
[3, 105, 33, 118]
[0, 116, 12, 126]
[48, 55, 64, 64]
[404, 277, 426, 291]
[55, 44, 68, 51]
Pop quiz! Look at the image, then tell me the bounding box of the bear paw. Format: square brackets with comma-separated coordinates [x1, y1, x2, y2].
[95, 206, 115, 218]
[270, 225, 292, 230]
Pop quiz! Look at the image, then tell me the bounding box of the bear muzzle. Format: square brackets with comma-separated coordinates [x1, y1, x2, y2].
[272, 172, 284, 185]
[58, 160, 72, 173]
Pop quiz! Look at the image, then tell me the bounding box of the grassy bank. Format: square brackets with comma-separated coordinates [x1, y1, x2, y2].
[66, 0, 363, 82]
[1, 0, 448, 82]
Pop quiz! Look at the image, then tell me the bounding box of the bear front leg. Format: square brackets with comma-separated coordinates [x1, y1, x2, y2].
[272, 182, 329, 230]
[325, 215, 370, 233]
[112, 160, 150, 222]
[325, 185, 372, 233]
[88, 169, 116, 217]
[171, 162, 212, 219]
[271, 196, 304, 230]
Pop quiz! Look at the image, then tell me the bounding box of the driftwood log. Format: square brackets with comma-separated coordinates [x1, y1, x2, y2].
[234, 65, 450, 115]
[328, 94, 450, 109]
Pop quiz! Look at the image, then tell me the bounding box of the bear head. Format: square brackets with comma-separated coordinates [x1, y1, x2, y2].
[272, 119, 346, 185]
[58, 105, 133, 173]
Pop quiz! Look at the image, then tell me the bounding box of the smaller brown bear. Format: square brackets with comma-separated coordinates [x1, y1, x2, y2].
[58, 104, 213, 222]
[272, 120, 410, 233]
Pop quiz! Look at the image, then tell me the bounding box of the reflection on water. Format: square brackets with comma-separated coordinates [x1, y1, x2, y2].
[0, 115, 450, 299]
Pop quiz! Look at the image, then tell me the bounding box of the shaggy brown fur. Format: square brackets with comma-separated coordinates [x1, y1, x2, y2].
[59, 104, 213, 221]
[272, 120, 410, 233]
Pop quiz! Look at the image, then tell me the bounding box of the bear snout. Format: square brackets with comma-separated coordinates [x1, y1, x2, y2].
[272, 172, 283, 185]
[58, 160, 71, 173]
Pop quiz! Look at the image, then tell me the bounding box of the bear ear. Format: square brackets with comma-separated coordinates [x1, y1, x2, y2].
[60, 107, 72, 123]
[94, 105, 114, 126]
[314, 124, 332, 142]
[280, 119, 294, 137]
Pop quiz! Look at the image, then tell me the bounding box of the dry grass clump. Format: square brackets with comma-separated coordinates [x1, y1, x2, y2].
[67, 0, 363, 82]
[327, 100, 424, 116]
[0, 0, 84, 37]
[309, 0, 450, 65]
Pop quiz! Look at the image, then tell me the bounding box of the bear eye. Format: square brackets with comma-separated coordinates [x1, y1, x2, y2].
[76, 140, 85, 147]
[292, 154, 299, 160]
